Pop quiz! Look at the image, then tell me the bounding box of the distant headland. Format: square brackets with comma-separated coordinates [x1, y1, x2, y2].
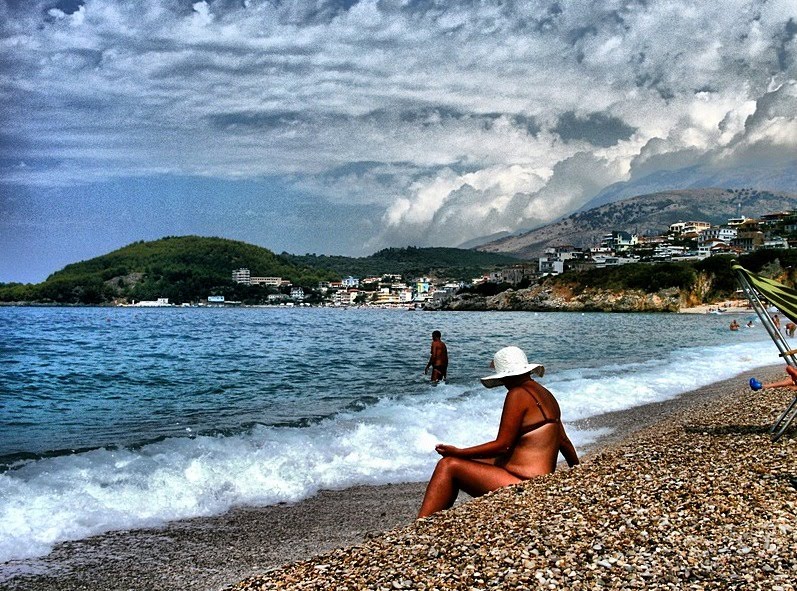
[3, 186, 797, 311]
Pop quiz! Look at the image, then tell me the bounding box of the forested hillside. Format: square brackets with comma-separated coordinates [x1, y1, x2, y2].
[0, 237, 519, 305]
[282, 246, 519, 280]
[0, 236, 338, 304]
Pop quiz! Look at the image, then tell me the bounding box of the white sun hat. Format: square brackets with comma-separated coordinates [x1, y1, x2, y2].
[480, 346, 544, 388]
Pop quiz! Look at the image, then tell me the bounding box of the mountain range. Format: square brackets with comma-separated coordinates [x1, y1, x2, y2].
[578, 158, 797, 211]
[476, 187, 797, 259]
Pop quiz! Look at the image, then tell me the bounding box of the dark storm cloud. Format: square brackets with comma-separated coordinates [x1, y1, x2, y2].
[776, 18, 797, 70]
[1, 0, 796, 257]
[553, 111, 637, 147]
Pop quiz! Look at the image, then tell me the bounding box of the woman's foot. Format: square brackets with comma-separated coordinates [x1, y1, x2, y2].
[749, 378, 763, 391]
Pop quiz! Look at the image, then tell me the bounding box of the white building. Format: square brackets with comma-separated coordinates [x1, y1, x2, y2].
[764, 237, 789, 249]
[342, 276, 360, 288]
[251, 276, 282, 287]
[653, 244, 687, 259]
[727, 216, 750, 228]
[129, 297, 173, 307]
[600, 232, 638, 252]
[669, 221, 711, 235]
[592, 256, 637, 268]
[374, 287, 400, 305]
[538, 258, 565, 275]
[232, 268, 251, 285]
[538, 245, 585, 275]
[698, 227, 737, 245]
[290, 287, 305, 301]
[333, 289, 360, 306]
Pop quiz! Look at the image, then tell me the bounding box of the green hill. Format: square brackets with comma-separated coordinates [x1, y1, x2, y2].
[0, 236, 339, 305]
[282, 246, 520, 280]
[0, 237, 520, 305]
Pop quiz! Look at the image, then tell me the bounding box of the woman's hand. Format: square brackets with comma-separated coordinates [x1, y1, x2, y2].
[435, 443, 460, 457]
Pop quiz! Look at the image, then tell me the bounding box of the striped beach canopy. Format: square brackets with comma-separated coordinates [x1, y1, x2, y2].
[732, 264, 797, 325]
[733, 263, 797, 441]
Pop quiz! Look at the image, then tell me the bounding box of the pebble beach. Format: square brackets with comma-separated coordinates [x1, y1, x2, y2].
[228, 367, 797, 591]
[3, 367, 796, 591]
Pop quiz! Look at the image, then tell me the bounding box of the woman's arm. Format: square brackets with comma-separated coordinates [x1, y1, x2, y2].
[558, 426, 579, 467]
[435, 389, 524, 459]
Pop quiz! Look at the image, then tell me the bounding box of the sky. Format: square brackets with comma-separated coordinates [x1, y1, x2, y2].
[2, 0, 797, 283]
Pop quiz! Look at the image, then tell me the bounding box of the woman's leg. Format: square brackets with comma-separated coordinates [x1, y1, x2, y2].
[417, 457, 522, 518]
[763, 366, 797, 389]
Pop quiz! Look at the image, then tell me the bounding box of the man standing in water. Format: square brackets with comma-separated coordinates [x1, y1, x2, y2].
[424, 330, 448, 384]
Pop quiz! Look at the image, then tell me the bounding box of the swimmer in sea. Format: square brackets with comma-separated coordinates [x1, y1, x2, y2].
[417, 346, 579, 518]
[424, 330, 448, 384]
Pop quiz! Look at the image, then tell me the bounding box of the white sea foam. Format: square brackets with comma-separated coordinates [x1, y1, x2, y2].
[0, 338, 780, 563]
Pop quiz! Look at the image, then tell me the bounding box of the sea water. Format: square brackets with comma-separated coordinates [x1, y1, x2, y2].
[0, 306, 777, 563]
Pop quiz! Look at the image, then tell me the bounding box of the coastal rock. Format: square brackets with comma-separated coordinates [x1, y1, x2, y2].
[438, 285, 681, 312]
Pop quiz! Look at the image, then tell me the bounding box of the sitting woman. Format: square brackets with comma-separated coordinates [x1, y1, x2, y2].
[418, 346, 580, 518]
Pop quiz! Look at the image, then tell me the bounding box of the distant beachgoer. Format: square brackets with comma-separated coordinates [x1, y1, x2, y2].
[746, 320, 754, 328]
[424, 330, 448, 384]
[750, 365, 797, 392]
[417, 346, 579, 518]
[787, 322, 796, 337]
[729, 320, 740, 331]
[773, 313, 781, 332]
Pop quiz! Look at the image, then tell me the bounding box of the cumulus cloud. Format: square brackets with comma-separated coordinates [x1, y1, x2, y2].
[1, 0, 796, 253]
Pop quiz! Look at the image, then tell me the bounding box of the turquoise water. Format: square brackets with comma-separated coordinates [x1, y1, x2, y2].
[0, 306, 776, 562]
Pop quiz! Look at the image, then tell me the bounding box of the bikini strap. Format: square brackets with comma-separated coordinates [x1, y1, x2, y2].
[526, 386, 550, 422]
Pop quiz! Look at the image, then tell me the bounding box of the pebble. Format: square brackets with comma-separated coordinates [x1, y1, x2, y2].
[227, 387, 797, 591]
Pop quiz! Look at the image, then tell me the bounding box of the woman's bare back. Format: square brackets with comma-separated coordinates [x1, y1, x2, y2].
[497, 382, 563, 478]
[499, 423, 561, 477]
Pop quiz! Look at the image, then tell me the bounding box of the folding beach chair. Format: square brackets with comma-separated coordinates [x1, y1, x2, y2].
[733, 264, 797, 441]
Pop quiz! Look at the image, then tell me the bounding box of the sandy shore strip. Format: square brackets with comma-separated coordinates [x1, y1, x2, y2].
[679, 299, 754, 315]
[2, 366, 794, 591]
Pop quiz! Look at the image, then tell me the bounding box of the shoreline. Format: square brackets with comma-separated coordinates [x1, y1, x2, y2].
[0, 299, 761, 314]
[2, 365, 790, 591]
[678, 298, 754, 315]
[232, 366, 795, 591]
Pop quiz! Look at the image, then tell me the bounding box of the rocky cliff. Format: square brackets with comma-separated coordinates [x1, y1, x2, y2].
[430, 284, 682, 312]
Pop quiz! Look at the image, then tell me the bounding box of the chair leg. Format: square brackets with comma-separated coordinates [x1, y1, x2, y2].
[771, 395, 797, 442]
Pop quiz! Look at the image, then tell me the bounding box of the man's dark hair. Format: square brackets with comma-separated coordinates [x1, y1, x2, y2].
[432, 330, 441, 339]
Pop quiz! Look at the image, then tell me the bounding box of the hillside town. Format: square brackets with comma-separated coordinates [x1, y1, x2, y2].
[537, 211, 792, 274]
[218, 210, 795, 309]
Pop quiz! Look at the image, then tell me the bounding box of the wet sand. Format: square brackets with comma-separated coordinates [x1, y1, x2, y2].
[2, 365, 791, 591]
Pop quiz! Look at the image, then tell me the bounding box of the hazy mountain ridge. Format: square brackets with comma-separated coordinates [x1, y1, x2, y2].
[477, 188, 797, 259]
[580, 160, 797, 212]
